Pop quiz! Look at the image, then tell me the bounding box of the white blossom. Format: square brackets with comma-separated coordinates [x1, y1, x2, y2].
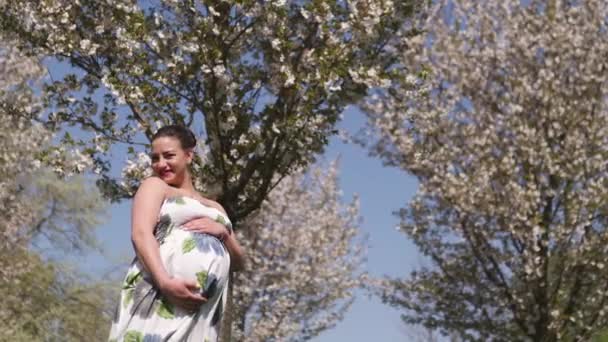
[366, 0, 608, 340]
[232, 162, 365, 341]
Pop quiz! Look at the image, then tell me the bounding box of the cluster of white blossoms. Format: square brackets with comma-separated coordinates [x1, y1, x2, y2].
[364, 0, 608, 340]
[0, 0, 422, 339]
[0, 31, 100, 280]
[0, 33, 108, 340]
[0, 35, 49, 254]
[37, 145, 95, 177]
[230, 161, 365, 341]
[0, 0, 410, 217]
[120, 152, 152, 196]
[0, 119, 49, 246]
[0, 44, 44, 93]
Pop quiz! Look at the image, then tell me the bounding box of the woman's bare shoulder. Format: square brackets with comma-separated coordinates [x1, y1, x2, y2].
[139, 176, 167, 188]
[136, 177, 168, 197]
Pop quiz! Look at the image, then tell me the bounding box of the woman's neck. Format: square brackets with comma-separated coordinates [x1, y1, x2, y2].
[172, 172, 196, 194]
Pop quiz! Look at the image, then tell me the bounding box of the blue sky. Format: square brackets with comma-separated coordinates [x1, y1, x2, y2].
[309, 109, 421, 341]
[83, 106, 422, 341]
[313, 108, 422, 342]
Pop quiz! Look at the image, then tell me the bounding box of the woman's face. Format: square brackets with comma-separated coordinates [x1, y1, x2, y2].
[150, 136, 193, 185]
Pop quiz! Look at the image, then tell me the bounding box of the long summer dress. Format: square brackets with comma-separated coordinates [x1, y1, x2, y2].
[108, 196, 232, 342]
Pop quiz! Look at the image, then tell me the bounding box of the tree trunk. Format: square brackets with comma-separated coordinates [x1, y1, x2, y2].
[219, 272, 234, 342]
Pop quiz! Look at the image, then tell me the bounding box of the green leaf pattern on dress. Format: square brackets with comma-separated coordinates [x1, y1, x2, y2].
[196, 270, 208, 289]
[123, 271, 142, 289]
[123, 288, 134, 308]
[165, 196, 187, 205]
[215, 213, 233, 231]
[156, 298, 175, 319]
[182, 237, 196, 253]
[122, 271, 142, 308]
[123, 330, 143, 342]
[215, 215, 226, 226]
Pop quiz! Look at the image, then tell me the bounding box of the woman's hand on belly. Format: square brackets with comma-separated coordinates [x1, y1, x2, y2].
[182, 217, 229, 241]
[182, 216, 246, 272]
[159, 277, 207, 312]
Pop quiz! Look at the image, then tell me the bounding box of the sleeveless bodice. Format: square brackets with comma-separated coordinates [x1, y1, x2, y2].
[153, 196, 233, 245]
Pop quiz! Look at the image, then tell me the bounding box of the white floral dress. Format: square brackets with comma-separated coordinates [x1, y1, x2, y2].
[108, 196, 232, 342]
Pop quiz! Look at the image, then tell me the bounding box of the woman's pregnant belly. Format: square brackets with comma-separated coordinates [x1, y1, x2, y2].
[160, 228, 230, 300]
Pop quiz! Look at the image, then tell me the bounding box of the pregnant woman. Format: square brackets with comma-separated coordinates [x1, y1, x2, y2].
[109, 125, 245, 342]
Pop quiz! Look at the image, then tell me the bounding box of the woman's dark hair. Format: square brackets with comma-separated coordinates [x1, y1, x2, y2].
[152, 125, 197, 149]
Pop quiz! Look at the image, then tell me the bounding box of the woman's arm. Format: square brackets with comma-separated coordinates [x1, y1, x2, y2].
[131, 177, 171, 286]
[131, 177, 206, 310]
[222, 228, 246, 272]
[212, 204, 246, 271]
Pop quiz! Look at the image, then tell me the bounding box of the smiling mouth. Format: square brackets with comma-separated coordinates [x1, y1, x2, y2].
[159, 170, 173, 178]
